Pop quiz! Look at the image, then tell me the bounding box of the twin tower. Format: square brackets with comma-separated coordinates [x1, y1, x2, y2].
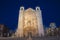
[15, 6, 44, 37]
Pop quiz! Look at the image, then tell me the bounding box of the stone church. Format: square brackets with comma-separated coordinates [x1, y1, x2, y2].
[15, 6, 44, 37]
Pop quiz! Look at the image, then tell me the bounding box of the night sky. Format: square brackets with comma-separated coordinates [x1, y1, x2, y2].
[0, 0, 60, 30]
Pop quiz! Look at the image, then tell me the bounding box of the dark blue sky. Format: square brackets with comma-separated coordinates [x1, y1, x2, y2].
[0, 0, 60, 30]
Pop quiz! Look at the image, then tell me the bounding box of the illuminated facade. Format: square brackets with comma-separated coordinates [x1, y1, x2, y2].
[15, 6, 44, 37]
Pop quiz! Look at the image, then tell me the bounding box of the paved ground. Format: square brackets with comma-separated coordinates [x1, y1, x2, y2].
[0, 36, 59, 40]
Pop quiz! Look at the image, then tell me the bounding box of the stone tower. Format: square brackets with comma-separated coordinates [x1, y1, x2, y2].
[15, 6, 44, 37]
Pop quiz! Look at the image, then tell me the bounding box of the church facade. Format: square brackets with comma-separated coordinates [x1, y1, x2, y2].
[15, 6, 44, 37]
